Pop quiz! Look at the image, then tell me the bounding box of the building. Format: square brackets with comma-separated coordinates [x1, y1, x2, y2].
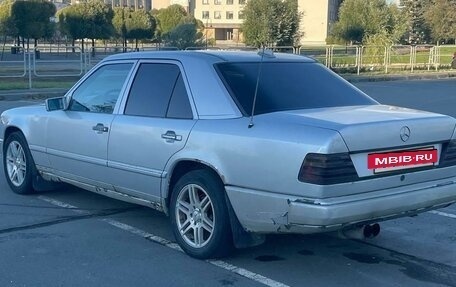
[192, 0, 342, 46]
[71, 0, 173, 10]
[298, 0, 342, 45]
[68, 0, 341, 46]
[192, 0, 244, 45]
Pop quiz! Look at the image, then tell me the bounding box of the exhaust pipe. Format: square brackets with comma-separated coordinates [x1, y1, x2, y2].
[340, 223, 381, 240]
[363, 223, 380, 238]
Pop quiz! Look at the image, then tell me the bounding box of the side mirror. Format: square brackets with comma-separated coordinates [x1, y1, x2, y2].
[45, 97, 66, 111]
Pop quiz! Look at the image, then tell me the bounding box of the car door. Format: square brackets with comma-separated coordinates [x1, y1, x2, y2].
[107, 61, 196, 201]
[46, 61, 135, 187]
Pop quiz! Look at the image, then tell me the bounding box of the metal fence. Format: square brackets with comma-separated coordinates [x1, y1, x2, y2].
[0, 44, 455, 89]
[297, 44, 456, 75]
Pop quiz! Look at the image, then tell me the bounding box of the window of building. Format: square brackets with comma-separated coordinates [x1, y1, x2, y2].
[238, 11, 245, 19]
[239, 0, 245, 4]
[226, 0, 233, 4]
[202, 11, 209, 19]
[214, 11, 221, 19]
[226, 11, 233, 20]
[202, 0, 209, 4]
[214, 0, 221, 4]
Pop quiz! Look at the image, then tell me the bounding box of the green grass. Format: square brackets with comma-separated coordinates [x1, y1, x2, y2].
[0, 76, 79, 90]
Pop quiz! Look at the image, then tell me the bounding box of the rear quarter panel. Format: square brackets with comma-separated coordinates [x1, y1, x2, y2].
[162, 115, 349, 200]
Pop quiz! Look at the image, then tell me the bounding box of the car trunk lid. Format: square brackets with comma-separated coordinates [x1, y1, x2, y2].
[279, 105, 456, 152]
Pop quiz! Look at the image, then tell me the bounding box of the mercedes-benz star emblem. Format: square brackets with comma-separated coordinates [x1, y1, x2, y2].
[400, 126, 411, 142]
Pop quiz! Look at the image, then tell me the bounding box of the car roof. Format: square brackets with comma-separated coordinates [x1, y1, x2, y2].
[103, 50, 316, 63]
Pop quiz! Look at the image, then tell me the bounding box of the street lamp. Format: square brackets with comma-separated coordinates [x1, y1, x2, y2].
[121, 8, 127, 52]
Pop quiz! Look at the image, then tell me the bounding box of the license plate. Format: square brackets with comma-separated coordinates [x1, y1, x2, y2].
[368, 148, 438, 173]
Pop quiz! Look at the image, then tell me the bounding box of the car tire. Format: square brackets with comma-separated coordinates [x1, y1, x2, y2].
[3, 131, 36, 194]
[170, 169, 233, 259]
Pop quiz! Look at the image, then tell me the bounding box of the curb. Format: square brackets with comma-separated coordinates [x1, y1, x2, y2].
[344, 71, 456, 83]
[0, 88, 68, 101]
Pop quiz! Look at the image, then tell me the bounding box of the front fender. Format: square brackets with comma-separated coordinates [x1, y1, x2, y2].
[1, 105, 50, 167]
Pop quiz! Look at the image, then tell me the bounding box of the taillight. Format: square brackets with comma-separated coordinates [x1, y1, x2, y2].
[440, 140, 456, 167]
[298, 153, 359, 185]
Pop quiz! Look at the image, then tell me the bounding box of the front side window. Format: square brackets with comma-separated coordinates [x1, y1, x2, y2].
[125, 63, 192, 119]
[69, 63, 133, 114]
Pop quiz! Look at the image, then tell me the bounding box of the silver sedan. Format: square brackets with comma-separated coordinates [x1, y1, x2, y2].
[1, 51, 456, 259]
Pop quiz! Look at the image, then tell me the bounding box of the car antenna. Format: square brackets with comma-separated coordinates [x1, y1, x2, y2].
[248, 46, 273, 128]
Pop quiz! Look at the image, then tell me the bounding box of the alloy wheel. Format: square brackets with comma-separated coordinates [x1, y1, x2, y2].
[6, 140, 27, 187]
[175, 184, 215, 248]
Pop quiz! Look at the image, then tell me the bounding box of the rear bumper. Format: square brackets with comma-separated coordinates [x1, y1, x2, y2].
[226, 177, 456, 234]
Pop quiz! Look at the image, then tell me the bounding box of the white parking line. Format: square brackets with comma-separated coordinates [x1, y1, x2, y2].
[208, 260, 289, 287]
[428, 210, 456, 219]
[38, 196, 290, 287]
[102, 219, 183, 252]
[103, 219, 289, 287]
[38, 196, 85, 214]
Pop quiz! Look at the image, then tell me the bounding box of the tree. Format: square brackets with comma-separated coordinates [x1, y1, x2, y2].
[156, 4, 187, 35]
[127, 10, 156, 49]
[112, 8, 128, 50]
[276, 0, 302, 46]
[11, 0, 56, 48]
[0, 0, 15, 60]
[165, 23, 203, 49]
[242, 0, 302, 48]
[400, 0, 432, 44]
[386, 4, 408, 43]
[58, 5, 86, 49]
[83, 0, 114, 50]
[422, 0, 456, 43]
[113, 8, 156, 50]
[331, 0, 407, 45]
[0, 0, 15, 37]
[58, 0, 114, 52]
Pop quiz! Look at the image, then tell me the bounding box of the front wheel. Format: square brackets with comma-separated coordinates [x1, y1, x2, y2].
[3, 132, 36, 194]
[170, 169, 233, 259]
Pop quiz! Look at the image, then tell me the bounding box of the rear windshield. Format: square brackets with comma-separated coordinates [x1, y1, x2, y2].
[216, 62, 377, 116]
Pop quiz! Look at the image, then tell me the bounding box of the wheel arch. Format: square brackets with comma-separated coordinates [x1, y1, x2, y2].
[163, 158, 265, 250]
[3, 125, 56, 192]
[162, 159, 225, 215]
[3, 126, 24, 147]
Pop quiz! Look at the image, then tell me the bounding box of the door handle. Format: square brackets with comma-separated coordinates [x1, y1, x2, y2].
[92, 123, 109, 133]
[161, 130, 182, 142]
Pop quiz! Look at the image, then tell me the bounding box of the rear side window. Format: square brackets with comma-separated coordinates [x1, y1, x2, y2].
[166, 73, 193, 119]
[125, 63, 192, 119]
[216, 62, 377, 116]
